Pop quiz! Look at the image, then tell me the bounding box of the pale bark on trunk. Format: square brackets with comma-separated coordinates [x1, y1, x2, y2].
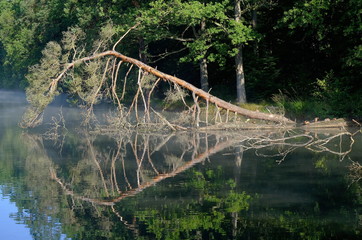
[199, 19, 209, 92]
[235, 45, 246, 103]
[235, 0, 247, 103]
[200, 57, 209, 91]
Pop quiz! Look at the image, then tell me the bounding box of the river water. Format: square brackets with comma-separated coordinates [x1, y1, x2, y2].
[0, 90, 361, 240]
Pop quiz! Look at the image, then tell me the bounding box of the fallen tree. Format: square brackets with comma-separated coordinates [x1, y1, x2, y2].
[20, 25, 293, 129]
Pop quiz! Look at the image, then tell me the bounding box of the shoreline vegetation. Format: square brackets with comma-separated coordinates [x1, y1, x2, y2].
[0, 1, 360, 129]
[2, 88, 360, 131]
[15, 24, 357, 130]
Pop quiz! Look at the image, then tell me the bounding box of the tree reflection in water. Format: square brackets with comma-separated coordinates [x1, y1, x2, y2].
[1, 126, 361, 239]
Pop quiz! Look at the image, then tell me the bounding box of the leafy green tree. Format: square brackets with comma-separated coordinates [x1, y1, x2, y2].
[0, 0, 71, 88]
[139, 0, 257, 95]
[278, 0, 362, 117]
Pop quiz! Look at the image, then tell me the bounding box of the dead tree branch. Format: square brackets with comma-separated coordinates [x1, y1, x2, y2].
[22, 49, 293, 128]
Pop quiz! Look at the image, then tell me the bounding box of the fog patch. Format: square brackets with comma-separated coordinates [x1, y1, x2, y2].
[0, 90, 26, 104]
[0, 90, 120, 128]
[0, 90, 27, 128]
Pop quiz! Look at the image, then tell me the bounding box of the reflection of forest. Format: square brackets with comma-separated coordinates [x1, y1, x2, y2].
[0, 126, 361, 239]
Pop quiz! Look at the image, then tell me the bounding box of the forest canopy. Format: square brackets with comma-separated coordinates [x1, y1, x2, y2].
[0, 0, 361, 119]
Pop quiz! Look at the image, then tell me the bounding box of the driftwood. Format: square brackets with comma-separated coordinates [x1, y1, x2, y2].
[302, 118, 359, 129]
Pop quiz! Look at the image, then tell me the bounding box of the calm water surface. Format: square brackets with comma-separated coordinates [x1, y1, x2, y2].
[0, 90, 361, 240]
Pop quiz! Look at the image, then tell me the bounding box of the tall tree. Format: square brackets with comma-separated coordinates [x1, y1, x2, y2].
[234, 0, 246, 103]
[199, 18, 209, 91]
[139, 0, 257, 95]
[0, 0, 75, 88]
[234, 0, 274, 103]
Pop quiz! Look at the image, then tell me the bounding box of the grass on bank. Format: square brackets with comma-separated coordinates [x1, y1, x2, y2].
[153, 87, 362, 124]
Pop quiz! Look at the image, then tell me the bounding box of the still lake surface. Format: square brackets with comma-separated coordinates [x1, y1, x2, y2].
[0, 90, 361, 240]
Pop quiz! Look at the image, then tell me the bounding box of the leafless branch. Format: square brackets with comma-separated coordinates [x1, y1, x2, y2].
[112, 23, 140, 51]
[148, 47, 187, 64]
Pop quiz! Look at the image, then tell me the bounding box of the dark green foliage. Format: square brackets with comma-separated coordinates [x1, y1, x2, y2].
[0, 0, 361, 119]
[275, 0, 362, 118]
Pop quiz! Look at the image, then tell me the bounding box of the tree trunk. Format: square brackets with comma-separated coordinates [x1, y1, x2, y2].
[200, 57, 209, 91]
[252, 9, 259, 55]
[252, 9, 257, 29]
[235, 0, 247, 103]
[235, 45, 246, 103]
[199, 19, 209, 92]
[138, 37, 151, 107]
[138, 37, 148, 63]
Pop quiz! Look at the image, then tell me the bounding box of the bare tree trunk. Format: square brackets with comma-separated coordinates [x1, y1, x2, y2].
[235, 46, 246, 103]
[235, 0, 247, 103]
[200, 57, 209, 91]
[199, 20, 209, 92]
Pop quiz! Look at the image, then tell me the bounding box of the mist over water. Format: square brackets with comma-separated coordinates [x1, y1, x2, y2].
[0, 90, 361, 240]
[0, 90, 27, 128]
[0, 89, 26, 104]
[0, 90, 115, 127]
